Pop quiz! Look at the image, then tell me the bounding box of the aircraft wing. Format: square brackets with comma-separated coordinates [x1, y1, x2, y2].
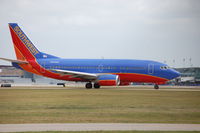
[51, 69, 98, 80]
[0, 57, 28, 64]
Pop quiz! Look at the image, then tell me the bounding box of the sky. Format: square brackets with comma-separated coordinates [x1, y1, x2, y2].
[0, 0, 200, 68]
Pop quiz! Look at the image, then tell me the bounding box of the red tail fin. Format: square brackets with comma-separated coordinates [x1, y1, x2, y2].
[9, 23, 40, 61]
[9, 23, 59, 61]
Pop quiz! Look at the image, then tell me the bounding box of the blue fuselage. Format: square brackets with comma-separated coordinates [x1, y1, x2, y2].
[37, 58, 180, 81]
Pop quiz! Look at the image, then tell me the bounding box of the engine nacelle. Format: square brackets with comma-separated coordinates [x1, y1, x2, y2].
[96, 74, 120, 86]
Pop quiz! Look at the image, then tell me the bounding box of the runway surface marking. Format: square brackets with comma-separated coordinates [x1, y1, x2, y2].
[1, 123, 200, 132]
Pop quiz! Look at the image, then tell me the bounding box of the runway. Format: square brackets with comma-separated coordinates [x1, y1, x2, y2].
[1, 123, 200, 132]
[1, 85, 200, 92]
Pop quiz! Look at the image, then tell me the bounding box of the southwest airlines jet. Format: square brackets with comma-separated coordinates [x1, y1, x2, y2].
[0, 23, 180, 89]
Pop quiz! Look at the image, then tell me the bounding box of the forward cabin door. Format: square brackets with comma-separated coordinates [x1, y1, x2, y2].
[148, 64, 154, 74]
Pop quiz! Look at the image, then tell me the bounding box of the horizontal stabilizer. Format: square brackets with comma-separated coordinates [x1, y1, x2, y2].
[0, 57, 28, 64]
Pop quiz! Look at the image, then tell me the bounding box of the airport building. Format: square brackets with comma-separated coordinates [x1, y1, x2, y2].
[175, 67, 200, 85]
[0, 65, 60, 85]
[0, 65, 24, 84]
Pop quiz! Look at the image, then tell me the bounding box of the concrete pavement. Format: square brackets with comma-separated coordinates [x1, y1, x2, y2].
[0, 123, 200, 132]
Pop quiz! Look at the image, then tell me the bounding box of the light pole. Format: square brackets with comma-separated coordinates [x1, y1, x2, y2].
[183, 58, 185, 68]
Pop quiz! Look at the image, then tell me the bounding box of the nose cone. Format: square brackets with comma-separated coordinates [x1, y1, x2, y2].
[170, 69, 180, 79]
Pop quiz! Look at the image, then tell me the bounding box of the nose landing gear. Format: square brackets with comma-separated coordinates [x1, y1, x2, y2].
[154, 84, 159, 89]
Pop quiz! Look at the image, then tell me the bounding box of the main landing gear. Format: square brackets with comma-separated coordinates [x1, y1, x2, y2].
[154, 84, 159, 89]
[85, 82, 100, 89]
[85, 82, 92, 89]
[57, 83, 65, 87]
[94, 83, 100, 89]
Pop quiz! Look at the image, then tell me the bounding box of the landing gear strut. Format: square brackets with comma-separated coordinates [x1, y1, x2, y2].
[154, 84, 159, 89]
[85, 82, 92, 89]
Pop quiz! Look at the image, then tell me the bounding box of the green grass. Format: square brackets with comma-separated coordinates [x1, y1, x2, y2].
[0, 87, 200, 124]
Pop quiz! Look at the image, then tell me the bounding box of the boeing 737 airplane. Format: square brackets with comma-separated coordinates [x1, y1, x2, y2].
[0, 23, 180, 89]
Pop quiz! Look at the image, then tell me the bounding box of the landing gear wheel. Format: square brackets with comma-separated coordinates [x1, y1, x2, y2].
[57, 83, 65, 87]
[154, 84, 159, 89]
[85, 83, 92, 89]
[94, 83, 100, 89]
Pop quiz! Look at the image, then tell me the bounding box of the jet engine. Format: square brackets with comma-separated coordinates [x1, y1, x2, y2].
[96, 74, 120, 86]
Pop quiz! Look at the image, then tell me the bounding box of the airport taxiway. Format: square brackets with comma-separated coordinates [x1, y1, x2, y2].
[11, 84, 200, 88]
[1, 85, 200, 92]
[1, 123, 200, 132]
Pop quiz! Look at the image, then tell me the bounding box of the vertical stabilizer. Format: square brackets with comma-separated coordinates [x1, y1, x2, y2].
[8, 23, 58, 61]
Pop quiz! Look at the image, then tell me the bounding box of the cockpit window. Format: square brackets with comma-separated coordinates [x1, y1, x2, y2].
[160, 66, 170, 70]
